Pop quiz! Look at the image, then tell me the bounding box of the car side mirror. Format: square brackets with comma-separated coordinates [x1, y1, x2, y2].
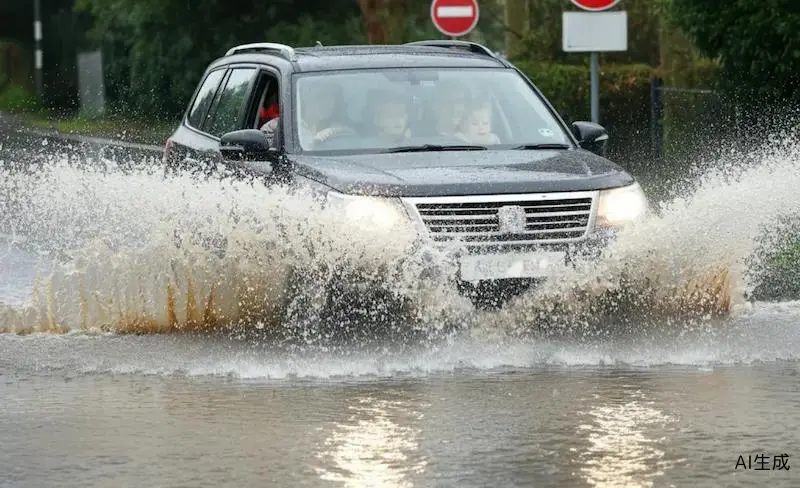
[571, 121, 609, 156]
[219, 129, 278, 161]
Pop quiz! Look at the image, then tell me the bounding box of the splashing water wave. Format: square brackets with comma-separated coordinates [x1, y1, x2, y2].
[1, 135, 800, 340]
[492, 137, 800, 333]
[0, 152, 474, 338]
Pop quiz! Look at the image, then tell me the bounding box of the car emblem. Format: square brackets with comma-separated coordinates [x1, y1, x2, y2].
[497, 205, 527, 233]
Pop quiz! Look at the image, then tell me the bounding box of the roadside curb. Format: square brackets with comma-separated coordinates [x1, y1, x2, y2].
[0, 111, 163, 155]
[24, 126, 164, 154]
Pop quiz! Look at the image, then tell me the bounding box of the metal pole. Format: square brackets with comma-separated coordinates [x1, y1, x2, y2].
[650, 76, 663, 161]
[590, 51, 599, 123]
[34, 0, 43, 97]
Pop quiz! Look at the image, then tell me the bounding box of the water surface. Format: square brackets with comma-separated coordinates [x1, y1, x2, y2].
[2, 124, 800, 487]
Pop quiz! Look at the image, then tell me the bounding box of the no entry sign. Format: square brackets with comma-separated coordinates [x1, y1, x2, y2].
[570, 0, 621, 11]
[431, 0, 479, 37]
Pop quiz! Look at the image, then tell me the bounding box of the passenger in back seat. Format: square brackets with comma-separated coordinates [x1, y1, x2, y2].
[364, 90, 412, 146]
[259, 100, 280, 148]
[259, 102, 280, 128]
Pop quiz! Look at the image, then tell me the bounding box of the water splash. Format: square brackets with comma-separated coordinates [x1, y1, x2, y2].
[0, 155, 471, 338]
[2, 134, 800, 340]
[481, 135, 800, 333]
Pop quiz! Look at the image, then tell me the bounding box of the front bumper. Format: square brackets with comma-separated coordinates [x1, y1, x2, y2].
[411, 227, 619, 308]
[312, 228, 619, 319]
[416, 227, 617, 280]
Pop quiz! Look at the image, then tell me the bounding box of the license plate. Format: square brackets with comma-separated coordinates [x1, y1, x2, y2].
[459, 251, 566, 282]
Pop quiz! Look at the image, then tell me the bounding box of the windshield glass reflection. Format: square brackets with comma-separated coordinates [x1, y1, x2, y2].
[293, 68, 570, 154]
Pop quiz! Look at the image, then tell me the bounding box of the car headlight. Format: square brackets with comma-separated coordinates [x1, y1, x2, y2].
[325, 191, 409, 229]
[596, 182, 648, 228]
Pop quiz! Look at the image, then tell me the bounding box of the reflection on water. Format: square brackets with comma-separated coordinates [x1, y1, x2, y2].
[2, 334, 800, 488]
[575, 390, 681, 488]
[315, 393, 429, 487]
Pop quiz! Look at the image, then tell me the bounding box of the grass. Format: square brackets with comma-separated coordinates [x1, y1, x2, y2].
[1, 83, 177, 146]
[17, 111, 177, 147]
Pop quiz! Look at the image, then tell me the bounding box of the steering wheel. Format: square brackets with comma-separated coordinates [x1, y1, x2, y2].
[428, 134, 471, 145]
[310, 126, 361, 150]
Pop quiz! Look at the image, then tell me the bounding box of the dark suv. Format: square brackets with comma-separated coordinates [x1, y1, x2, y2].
[163, 40, 648, 308]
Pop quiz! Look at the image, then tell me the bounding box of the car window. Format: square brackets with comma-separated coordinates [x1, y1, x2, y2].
[205, 67, 257, 137]
[292, 67, 572, 154]
[186, 68, 226, 130]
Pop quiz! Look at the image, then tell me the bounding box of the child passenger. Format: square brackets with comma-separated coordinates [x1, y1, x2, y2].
[368, 90, 412, 145]
[455, 96, 501, 145]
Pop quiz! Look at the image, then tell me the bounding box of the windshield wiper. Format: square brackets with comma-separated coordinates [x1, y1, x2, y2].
[511, 143, 571, 150]
[386, 144, 488, 153]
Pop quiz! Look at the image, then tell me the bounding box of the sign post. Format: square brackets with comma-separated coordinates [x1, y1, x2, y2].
[33, 0, 43, 97]
[431, 0, 480, 38]
[563, 0, 627, 124]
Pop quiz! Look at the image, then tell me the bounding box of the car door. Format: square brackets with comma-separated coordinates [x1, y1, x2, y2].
[217, 64, 289, 183]
[168, 66, 228, 172]
[203, 66, 259, 139]
[172, 65, 259, 174]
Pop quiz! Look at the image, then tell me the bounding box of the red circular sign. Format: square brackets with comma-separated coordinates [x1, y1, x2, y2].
[430, 0, 480, 37]
[570, 0, 621, 11]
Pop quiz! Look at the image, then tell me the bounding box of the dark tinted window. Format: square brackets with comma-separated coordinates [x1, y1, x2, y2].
[205, 68, 256, 137]
[186, 69, 225, 129]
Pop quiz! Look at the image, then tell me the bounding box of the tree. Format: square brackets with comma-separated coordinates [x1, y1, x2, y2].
[74, 0, 365, 119]
[358, 0, 407, 44]
[69, 0, 508, 118]
[669, 0, 800, 113]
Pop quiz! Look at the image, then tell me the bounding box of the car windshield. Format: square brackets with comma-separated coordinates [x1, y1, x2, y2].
[292, 68, 572, 153]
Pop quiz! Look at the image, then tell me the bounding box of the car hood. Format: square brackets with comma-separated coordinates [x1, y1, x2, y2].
[290, 149, 635, 197]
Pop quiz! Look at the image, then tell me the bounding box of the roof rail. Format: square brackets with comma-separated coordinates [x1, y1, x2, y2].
[225, 42, 297, 61]
[404, 40, 497, 58]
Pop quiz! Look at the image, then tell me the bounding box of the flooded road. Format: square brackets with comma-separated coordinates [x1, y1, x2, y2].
[2, 125, 800, 486]
[2, 322, 800, 487]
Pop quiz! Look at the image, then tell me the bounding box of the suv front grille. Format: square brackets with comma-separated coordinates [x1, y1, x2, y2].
[402, 192, 597, 248]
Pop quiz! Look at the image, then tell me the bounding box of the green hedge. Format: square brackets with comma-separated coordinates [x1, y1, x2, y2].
[515, 61, 656, 173]
[659, 59, 726, 167]
[0, 84, 40, 113]
[746, 216, 800, 302]
[514, 60, 730, 187]
[0, 40, 31, 88]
